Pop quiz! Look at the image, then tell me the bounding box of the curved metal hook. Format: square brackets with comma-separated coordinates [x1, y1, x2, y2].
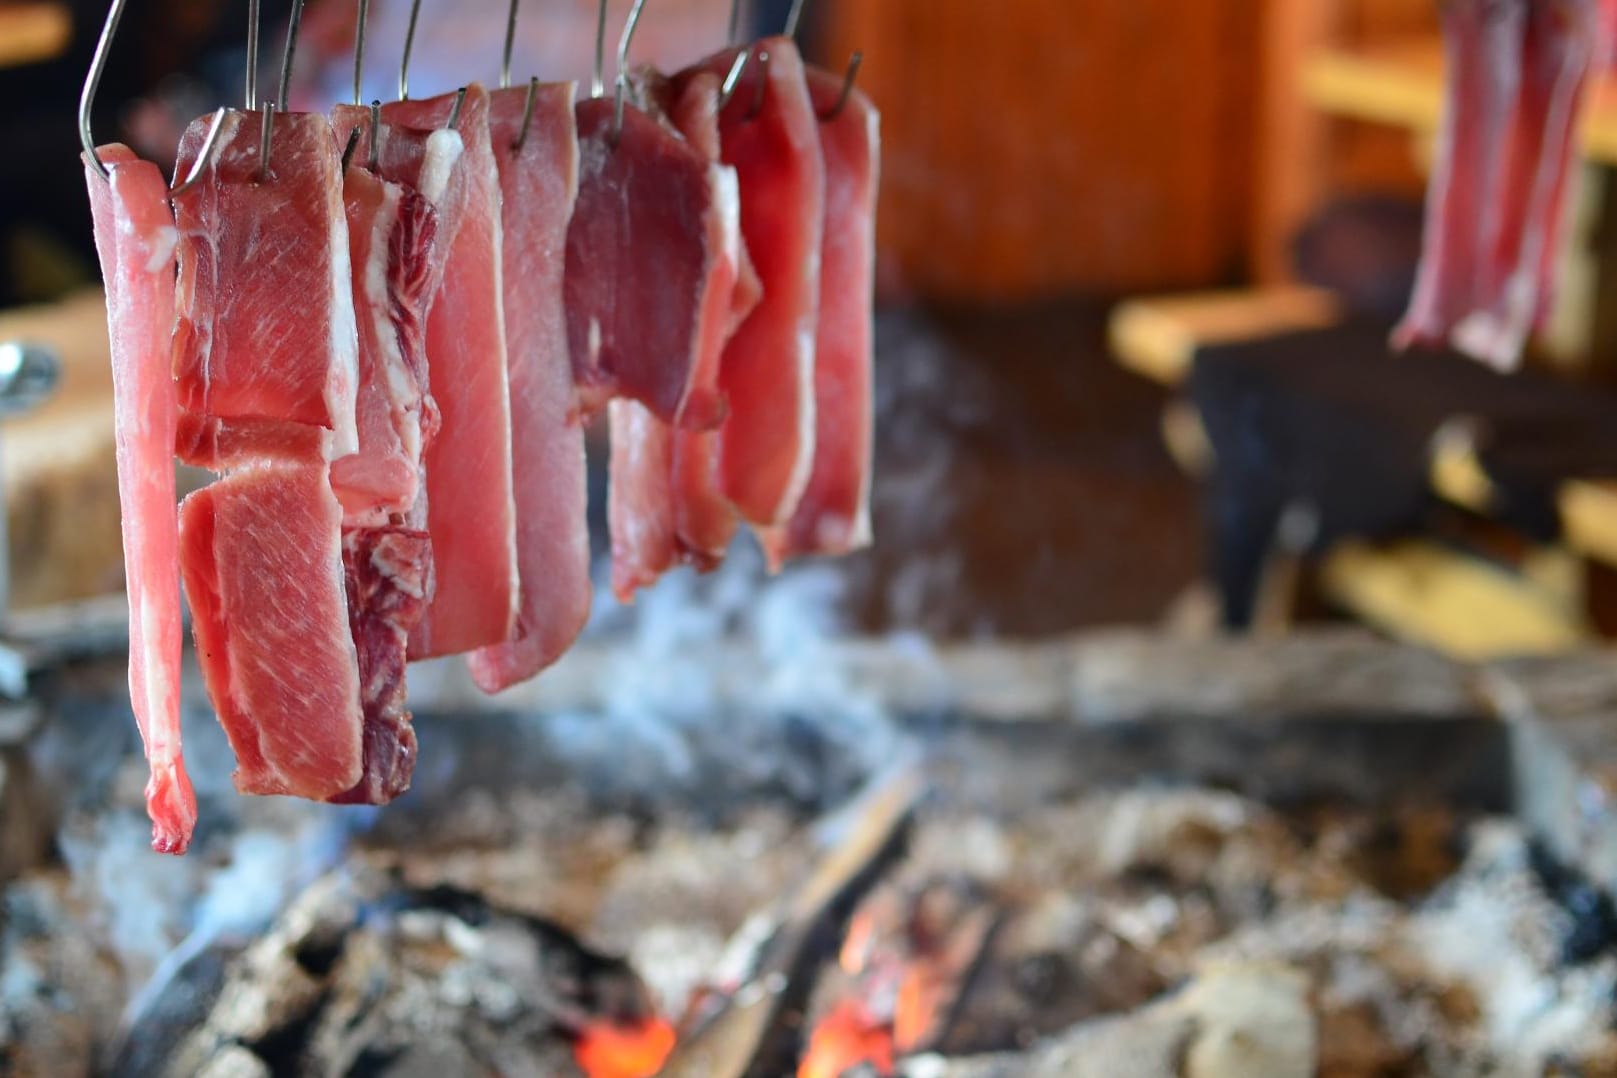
[611, 0, 647, 144]
[513, 76, 539, 152]
[502, 0, 519, 89]
[399, 0, 423, 101]
[352, 0, 370, 105]
[368, 100, 381, 169]
[592, 0, 608, 98]
[276, 0, 307, 110]
[246, 0, 262, 106]
[170, 107, 230, 196]
[446, 85, 469, 130]
[817, 50, 861, 121]
[259, 102, 277, 180]
[727, 0, 744, 44]
[784, 0, 806, 38]
[80, 0, 130, 179]
[716, 47, 750, 111]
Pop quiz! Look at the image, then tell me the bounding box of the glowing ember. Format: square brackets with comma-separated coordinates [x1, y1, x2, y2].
[840, 908, 878, 974]
[798, 999, 896, 1078]
[573, 1016, 676, 1078]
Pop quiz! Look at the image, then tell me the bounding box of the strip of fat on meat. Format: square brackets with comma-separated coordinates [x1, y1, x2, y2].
[362, 87, 519, 658]
[759, 64, 880, 568]
[467, 81, 591, 691]
[178, 458, 364, 800]
[608, 399, 678, 602]
[565, 95, 735, 429]
[84, 144, 196, 855]
[329, 166, 441, 523]
[172, 110, 360, 457]
[683, 38, 825, 527]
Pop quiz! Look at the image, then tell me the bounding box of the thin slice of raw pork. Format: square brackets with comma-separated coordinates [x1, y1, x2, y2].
[565, 95, 736, 429]
[344, 86, 519, 658]
[759, 64, 880, 567]
[179, 458, 364, 800]
[171, 110, 360, 456]
[84, 144, 196, 855]
[682, 38, 825, 526]
[467, 82, 591, 691]
[608, 398, 678, 601]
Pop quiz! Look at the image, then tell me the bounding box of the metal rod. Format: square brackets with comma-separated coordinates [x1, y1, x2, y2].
[727, 0, 743, 44]
[514, 76, 538, 151]
[399, 0, 423, 101]
[79, 0, 129, 179]
[170, 107, 230, 196]
[276, 0, 306, 110]
[816, 50, 861, 121]
[246, 0, 261, 107]
[259, 102, 276, 179]
[446, 85, 468, 129]
[501, 0, 519, 89]
[717, 47, 750, 110]
[612, 0, 647, 143]
[592, 0, 607, 98]
[340, 125, 362, 171]
[784, 0, 806, 38]
[352, 0, 370, 105]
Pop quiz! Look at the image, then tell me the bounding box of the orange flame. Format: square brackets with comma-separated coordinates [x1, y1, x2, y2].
[798, 999, 896, 1078]
[573, 1016, 676, 1078]
[839, 909, 879, 974]
[893, 965, 946, 1052]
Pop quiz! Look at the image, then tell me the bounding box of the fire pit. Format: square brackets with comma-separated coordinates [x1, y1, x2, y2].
[7, 576, 1617, 1077]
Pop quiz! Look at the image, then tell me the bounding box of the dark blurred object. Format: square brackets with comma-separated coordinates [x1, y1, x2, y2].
[1190, 321, 1617, 627]
[1290, 195, 1424, 324]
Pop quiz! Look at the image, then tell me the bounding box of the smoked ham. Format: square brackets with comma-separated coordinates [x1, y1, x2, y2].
[759, 64, 880, 566]
[683, 39, 825, 526]
[179, 458, 364, 801]
[172, 111, 360, 456]
[468, 82, 592, 690]
[565, 95, 736, 429]
[83, 144, 197, 855]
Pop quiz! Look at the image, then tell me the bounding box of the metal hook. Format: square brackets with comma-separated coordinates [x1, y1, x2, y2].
[79, 0, 130, 179]
[727, 0, 744, 44]
[446, 86, 468, 130]
[259, 102, 277, 180]
[340, 125, 362, 171]
[352, 0, 369, 105]
[171, 107, 230, 196]
[513, 76, 538, 152]
[716, 47, 750, 110]
[784, 0, 806, 38]
[399, 0, 423, 101]
[246, 0, 261, 106]
[501, 0, 519, 90]
[592, 0, 607, 98]
[611, 0, 647, 144]
[816, 50, 861, 121]
[276, 0, 306, 110]
[743, 48, 770, 122]
[368, 100, 381, 169]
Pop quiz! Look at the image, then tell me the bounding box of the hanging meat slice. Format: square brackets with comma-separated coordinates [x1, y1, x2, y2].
[336, 86, 520, 659]
[329, 166, 440, 523]
[608, 398, 678, 600]
[1396, 0, 1600, 369]
[172, 110, 360, 456]
[179, 457, 364, 801]
[565, 94, 736, 429]
[759, 63, 880, 567]
[679, 38, 825, 527]
[83, 144, 197, 856]
[465, 81, 589, 691]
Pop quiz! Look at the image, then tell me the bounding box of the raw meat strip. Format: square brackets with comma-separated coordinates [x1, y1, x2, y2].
[683, 38, 825, 525]
[759, 64, 880, 567]
[328, 526, 431, 804]
[467, 81, 591, 691]
[366, 86, 519, 658]
[83, 144, 196, 855]
[608, 399, 678, 601]
[171, 110, 360, 456]
[178, 460, 363, 800]
[565, 95, 736, 429]
[176, 412, 334, 467]
[329, 166, 441, 523]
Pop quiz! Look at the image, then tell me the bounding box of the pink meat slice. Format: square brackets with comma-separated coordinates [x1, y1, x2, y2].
[84, 144, 196, 855]
[176, 412, 334, 467]
[172, 110, 359, 456]
[681, 39, 824, 527]
[759, 64, 880, 567]
[328, 526, 431, 804]
[466, 82, 592, 691]
[178, 459, 363, 800]
[608, 399, 678, 602]
[565, 95, 734, 429]
[329, 166, 440, 522]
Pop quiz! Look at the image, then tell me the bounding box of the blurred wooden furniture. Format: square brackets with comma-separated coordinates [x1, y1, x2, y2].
[0, 3, 70, 68]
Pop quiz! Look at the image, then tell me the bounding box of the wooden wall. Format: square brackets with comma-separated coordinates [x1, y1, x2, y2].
[817, 0, 1264, 303]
